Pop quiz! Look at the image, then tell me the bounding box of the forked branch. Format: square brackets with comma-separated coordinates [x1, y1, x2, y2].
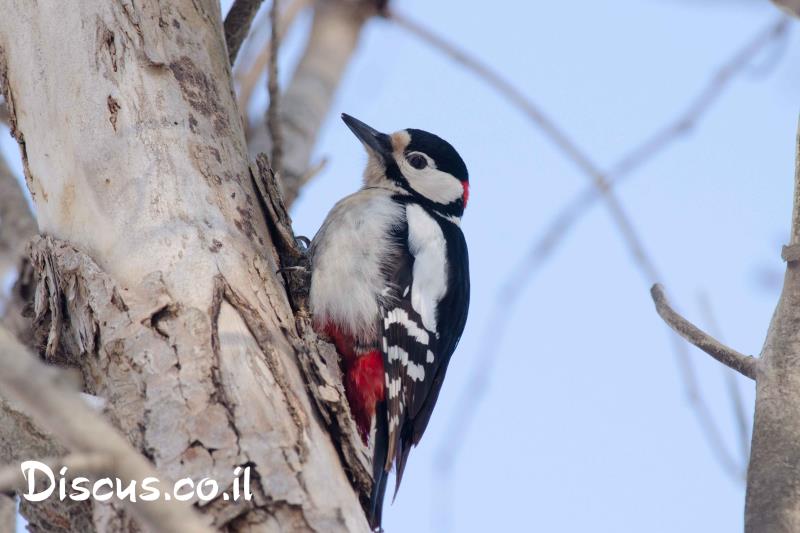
[650, 284, 758, 380]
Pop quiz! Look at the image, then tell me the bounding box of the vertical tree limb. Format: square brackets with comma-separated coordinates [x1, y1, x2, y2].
[745, 118, 800, 532]
[236, 0, 310, 113]
[248, 0, 377, 207]
[267, 0, 284, 175]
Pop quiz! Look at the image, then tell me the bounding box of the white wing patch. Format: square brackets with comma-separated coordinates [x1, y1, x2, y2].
[406, 203, 448, 331]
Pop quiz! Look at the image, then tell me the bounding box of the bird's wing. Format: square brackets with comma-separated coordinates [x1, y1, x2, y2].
[380, 206, 470, 492]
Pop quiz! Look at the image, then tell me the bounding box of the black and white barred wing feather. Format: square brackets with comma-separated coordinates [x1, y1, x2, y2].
[379, 208, 470, 489]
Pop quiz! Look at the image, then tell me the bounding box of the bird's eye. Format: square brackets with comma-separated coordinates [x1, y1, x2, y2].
[407, 153, 428, 170]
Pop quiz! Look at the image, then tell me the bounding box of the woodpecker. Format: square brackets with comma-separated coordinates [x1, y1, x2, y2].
[309, 114, 470, 530]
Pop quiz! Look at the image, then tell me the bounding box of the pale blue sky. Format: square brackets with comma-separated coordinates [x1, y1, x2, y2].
[5, 1, 799, 532]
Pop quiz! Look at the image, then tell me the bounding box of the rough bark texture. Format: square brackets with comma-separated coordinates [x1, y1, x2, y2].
[248, 0, 375, 207]
[0, 1, 370, 531]
[745, 124, 800, 532]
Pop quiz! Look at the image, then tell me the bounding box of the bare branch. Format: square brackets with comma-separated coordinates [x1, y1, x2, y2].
[0, 326, 215, 533]
[773, 0, 800, 17]
[224, 0, 266, 65]
[237, 0, 310, 112]
[267, 0, 284, 175]
[650, 284, 758, 380]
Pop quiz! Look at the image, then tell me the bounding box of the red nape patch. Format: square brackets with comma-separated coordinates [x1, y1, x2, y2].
[462, 181, 470, 208]
[345, 350, 385, 444]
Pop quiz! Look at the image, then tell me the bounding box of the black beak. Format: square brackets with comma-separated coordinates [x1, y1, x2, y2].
[341, 113, 392, 156]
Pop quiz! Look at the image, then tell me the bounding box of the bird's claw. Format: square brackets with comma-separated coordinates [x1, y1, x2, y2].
[295, 235, 311, 251]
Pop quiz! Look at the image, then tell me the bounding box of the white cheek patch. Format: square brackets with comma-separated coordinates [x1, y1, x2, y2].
[398, 159, 464, 205]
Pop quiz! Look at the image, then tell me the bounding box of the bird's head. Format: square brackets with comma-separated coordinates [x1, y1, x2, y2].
[341, 113, 469, 220]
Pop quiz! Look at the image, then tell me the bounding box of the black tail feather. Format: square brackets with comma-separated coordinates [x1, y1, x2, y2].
[370, 402, 390, 531]
[391, 435, 413, 502]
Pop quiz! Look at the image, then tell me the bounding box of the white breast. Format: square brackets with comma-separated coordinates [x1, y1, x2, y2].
[309, 188, 405, 342]
[406, 203, 448, 332]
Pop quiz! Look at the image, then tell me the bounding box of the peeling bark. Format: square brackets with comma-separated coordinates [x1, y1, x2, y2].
[0, 1, 370, 531]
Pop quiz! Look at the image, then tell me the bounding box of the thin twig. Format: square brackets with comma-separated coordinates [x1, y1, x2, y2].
[527, 17, 789, 285]
[651, 284, 758, 380]
[698, 292, 751, 466]
[267, 0, 284, 175]
[0, 326, 214, 533]
[237, 0, 309, 112]
[388, 8, 660, 283]
[610, 17, 789, 178]
[224, 0, 266, 65]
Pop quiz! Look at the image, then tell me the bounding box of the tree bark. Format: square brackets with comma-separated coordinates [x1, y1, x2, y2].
[745, 122, 800, 532]
[0, 1, 369, 531]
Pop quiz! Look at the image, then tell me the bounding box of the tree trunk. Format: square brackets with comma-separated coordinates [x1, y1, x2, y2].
[745, 123, 800, 532]
[0, 0, 369, 530]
